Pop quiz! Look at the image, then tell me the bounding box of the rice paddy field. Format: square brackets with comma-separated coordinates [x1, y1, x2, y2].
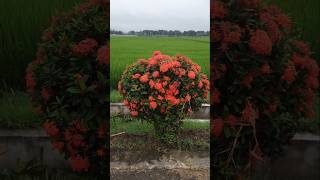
[110, 36, 210, 89]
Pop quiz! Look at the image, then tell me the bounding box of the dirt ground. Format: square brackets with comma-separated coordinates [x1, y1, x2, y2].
[111, 169, 209, 180]
[110, 129, 210, 180]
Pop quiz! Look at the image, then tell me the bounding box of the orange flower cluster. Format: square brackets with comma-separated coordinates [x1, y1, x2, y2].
[118, 51, 209, 120]
[72, 38, 98, 56]
[97, 45, 109, 65]
[249, 30, 272, 55]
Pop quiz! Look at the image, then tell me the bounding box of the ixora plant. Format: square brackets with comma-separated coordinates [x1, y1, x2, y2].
[25, 0, 109, 176]
[118, 51, 209, 143]
[212, 0, 319, 179]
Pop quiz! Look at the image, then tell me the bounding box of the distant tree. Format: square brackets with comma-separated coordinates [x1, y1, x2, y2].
[128, 30, 135, 35]
[112, 29, 209, 37]
[111, 29, 124, 35]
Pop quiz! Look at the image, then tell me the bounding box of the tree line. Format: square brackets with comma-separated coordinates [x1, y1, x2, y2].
[111, 30, 209, 36]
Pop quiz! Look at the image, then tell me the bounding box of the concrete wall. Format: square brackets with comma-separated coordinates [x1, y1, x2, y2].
[254, 138, 320, 179]
[110, 103, 210, 119]
[0, 129, 319, 180]
[0, 129, 67, 169]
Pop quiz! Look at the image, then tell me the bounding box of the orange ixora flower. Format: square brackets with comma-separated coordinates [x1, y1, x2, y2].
[132, 73, 141, 79]
[249, 29, 272, 55]
[139, 74, 149, 83]
[69, 155, 90, 172]
[97, 45, 109, 65]
[281, 61, 296, 84]
[71, 38, 98, 56]
[149, 101, 157, 109]
[165, 94, 180, 105]
[43, 120, 59, 137]
[155, 82, 163, 91]
[149, 80, 155, 88]
[41, 87, 51, 101]
[152, 71, 160, 78]
[123, 99, 129, 106]
[212, 118, 224, 137]
[188, 71, 196, 79]
[130, 111, 138, 117]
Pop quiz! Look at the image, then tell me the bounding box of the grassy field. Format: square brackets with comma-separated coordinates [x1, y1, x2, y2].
[110, 36, 210, 89]
[0, 90, 42, 129]
[0, 0, 85, 89]
[111, 116, 209, 134]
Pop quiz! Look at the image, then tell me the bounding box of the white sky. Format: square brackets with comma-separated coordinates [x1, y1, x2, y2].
[110, 0, 210, 32]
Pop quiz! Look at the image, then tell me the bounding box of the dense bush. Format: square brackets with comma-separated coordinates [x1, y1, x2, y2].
[26, 0, 108, 176]
[118, 51, 209, 143]
[212, 0, 319, 178]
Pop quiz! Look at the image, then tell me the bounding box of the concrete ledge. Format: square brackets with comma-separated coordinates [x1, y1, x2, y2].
[254, 140, 320, 179]
[0, 129, 319, 172]
[292, 133, 320, 141]
[0, 129, 46, 137]
[0, 129, 67, 169]
[111, 103, 210, 119]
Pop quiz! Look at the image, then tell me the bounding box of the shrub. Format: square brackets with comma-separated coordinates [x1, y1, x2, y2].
[212, 0, 319, 179]
[25, 0, 109, 176]
[118, 51, 209, 143]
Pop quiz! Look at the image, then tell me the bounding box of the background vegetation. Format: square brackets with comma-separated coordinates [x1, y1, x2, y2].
[0, 0, 85, 89]
[267, 0, 320, 61]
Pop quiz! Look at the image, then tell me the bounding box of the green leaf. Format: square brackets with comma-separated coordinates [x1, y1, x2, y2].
[78, 78, 87, 91]
[66, 87, 81, 94]
[97, 71, 105, 83]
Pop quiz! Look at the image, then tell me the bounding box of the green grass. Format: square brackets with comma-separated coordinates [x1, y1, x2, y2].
[110, 116, 209, 134]
[0, 90, 42, 129]
[0, 0, 85, 89]
[110, 89, 123, 103]
[110, 36, 210, 89]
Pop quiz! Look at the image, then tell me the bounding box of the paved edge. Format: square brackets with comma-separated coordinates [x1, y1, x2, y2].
[1, 129, 319, 141]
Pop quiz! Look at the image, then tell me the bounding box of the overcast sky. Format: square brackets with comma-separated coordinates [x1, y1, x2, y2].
[111, 0, 210, 32]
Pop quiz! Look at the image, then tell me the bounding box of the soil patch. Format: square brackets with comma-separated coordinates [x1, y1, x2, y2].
[110, 129, 210, 180]
[111, 129, 209, 163]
